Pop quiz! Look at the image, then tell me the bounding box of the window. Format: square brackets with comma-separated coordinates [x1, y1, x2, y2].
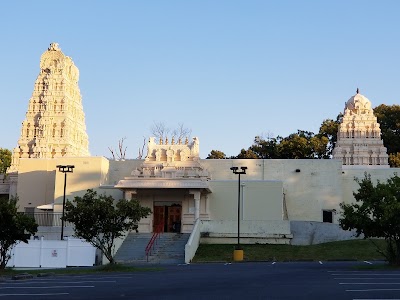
[322, 210, 333, 223]
[24, 207, 35, 217]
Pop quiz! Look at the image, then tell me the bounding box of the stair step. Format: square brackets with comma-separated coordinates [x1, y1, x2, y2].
[114, 232, 190, 264]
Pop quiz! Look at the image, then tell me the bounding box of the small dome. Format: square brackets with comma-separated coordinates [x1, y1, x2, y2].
[345, 89, 372, 111]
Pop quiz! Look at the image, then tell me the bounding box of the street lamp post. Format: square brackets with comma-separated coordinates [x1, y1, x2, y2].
[56, 165, 75, 240]
[230, 166, 247, 261]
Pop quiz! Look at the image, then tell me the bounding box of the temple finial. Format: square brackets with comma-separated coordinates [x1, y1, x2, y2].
[356, 87, 359, 94]
[48, 42, 60, 51]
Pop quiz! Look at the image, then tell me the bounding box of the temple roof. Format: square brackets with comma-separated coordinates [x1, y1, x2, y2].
[345, 89, 372, 112]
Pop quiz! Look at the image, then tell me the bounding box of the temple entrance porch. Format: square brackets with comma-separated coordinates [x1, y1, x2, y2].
[118, 187, 211, 233]
[114, 138, 212, 234]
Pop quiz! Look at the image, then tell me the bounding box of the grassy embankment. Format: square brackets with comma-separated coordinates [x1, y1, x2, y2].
[193, 239, 387, 262]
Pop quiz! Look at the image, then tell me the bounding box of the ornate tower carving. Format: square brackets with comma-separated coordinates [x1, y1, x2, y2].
[9, 43, 89, 172]
[333, 89, 388, 167]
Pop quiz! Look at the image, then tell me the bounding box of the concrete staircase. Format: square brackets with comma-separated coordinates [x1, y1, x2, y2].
[114, 233, 152, 263]
[114, 232, 190, 264]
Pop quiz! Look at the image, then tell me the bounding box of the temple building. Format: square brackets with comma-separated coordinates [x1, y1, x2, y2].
[2, 43, 399, 262]
[333, 89, 389, 167]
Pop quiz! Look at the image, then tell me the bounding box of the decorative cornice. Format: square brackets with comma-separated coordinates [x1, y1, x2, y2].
[115, 178, 211, 192]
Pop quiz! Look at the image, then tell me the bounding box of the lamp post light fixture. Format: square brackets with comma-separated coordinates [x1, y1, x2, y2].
[56, 165, 75, 240]
[230, 166, 247, 261]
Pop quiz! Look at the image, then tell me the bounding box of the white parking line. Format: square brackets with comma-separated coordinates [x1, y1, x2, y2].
[328, 271, 382, 273]
[1, 280, 116, 285]
[331, 274, 400, 276]
[341, 283, 400, 285]
[76, 276, 134, 280]
[347, 288, 400, 292]
[335, 278, 400, 280]
[0, 286, 94, 289]
[38, 276, 134, 280]
[55, 274, 137, 279]
[0, 293, 69, 297]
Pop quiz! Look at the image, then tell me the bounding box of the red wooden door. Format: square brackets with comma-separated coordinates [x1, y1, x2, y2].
[153, 206, 165, 232]
[167, 206, 182, 232]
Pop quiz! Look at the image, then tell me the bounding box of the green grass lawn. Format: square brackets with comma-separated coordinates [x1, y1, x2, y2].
[193, 239, 387, 262]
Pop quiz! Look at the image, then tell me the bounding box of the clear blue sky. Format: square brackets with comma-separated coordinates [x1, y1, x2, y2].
[1, 1, 400, 158]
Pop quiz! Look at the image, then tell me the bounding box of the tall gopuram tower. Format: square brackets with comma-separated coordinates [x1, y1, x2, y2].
[333, 89, 388, 167]
[9, 43, 90, 172]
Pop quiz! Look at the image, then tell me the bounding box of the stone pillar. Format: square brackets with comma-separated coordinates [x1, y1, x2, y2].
[189, 190, 201, 220]
[8, 172, 18, 198]
[195, 194, 200, 220]
[125, 189, 137, 200]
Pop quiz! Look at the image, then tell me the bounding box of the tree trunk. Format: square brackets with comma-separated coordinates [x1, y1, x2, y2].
[105, 252, 115, 264]
[0, 249, 9, 270]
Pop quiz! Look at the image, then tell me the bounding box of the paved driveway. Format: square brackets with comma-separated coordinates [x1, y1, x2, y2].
[1, 261, 400, 299]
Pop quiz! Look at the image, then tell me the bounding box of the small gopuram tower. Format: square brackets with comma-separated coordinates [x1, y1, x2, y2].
[115, 137, 211, 232]
[333, 89, 388, 167]
[9, 43, 90, 172]
[119, 136, 209, 180]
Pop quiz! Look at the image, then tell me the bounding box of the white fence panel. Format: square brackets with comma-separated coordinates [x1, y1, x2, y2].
[5, 238, 95, 268]
[67, 239, 96, 267]
[13, 240, 41, 268]
[40, 240, 67, 268]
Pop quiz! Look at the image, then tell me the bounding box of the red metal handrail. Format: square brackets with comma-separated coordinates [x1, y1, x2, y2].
[145, 223, 164, 262]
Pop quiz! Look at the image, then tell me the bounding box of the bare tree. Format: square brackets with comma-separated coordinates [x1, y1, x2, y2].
[150, 122, 170, 141]
[171, 123, 192, 142]
[137, 137, 146, 159]
[108, 147, 116, 160]
[151, 122, 192, 144]
[108, 137, 127, 160]
[255, 131, 275, 143]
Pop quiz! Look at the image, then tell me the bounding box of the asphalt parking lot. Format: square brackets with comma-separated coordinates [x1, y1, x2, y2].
[1, 261, 399, 299]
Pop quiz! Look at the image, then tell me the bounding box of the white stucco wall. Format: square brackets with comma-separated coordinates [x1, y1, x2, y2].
[200, 220, 292, 244]
[340, 167, 400, 205]
[15, 157, 400, 228]
[107, 160, 144, 185]
[17, 156, 115, 212]
[201, 159, 343, 222]
[207, 180, 283, 221]
[17, 159, 56, 211]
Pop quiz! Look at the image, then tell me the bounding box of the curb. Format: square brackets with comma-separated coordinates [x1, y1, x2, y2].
[12, 273, 34, 280]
